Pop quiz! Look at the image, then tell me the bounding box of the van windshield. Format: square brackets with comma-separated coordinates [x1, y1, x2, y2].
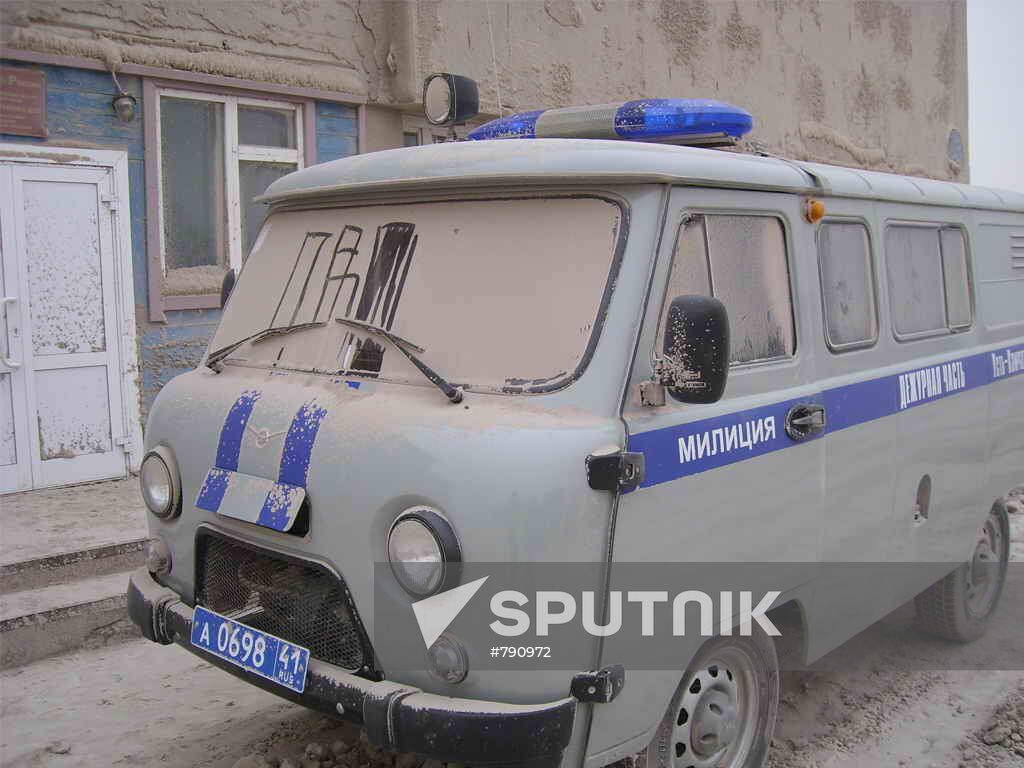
[209, 196, 623, 393]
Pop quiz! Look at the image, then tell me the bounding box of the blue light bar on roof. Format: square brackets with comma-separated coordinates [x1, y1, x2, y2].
[467, 98, 753, 145]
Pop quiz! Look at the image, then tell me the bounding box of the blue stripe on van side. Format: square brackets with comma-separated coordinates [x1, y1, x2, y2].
[277, 401, 328, 487]
[630, 395, 818, 488]
[214, 390, 261, 471]
[195, 467, 232, 513]
[254, 481, 305, 531]
[196, 391, 262, 512]
[254, 401, 328, 529]
[628, 342, 1024, 490]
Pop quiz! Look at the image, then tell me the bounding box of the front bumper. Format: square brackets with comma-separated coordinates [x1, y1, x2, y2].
[127, 568, 577, 768]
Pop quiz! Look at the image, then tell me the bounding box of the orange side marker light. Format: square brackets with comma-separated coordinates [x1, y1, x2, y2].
[806, 198, 826, 223]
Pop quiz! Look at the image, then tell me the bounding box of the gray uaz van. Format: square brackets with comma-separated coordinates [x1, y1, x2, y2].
[129, 100, 1024, 768]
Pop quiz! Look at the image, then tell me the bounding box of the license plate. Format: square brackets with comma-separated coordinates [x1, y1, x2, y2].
[191, 606, 310, 693]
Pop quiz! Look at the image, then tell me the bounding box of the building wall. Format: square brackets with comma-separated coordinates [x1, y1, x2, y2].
[0, 60, 359, 413]
[418, 0, 968, 180]
[0, 0, 969, 416]
[3, 0, 969, 180]
[0, 1, 380, 99]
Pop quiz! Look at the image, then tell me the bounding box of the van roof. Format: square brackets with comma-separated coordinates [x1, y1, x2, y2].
[261, 138, 1024, 213]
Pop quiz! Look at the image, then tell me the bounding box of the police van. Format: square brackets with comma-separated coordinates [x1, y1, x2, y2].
[128, 95, 1023, 768]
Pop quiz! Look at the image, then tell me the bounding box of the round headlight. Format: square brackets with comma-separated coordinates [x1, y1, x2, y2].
[387, 508, 461, 597]
[140, 448, 180, 519]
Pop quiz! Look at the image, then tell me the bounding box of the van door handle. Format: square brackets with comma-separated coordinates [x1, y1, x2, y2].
[785, 403, 826, 440]
[1, 297, 21, 370]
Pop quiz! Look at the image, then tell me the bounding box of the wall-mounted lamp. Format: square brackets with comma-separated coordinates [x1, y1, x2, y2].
[110, 72, 137, 123]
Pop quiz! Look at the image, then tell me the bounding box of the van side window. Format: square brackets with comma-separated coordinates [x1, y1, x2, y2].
[659, 214, 795, 365]
[940, 228, 972, 329]
[817, 221, 878, 350]
[885, 224, 972, 338]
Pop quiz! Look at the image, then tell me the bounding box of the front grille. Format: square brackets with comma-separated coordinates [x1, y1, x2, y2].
[195, 531, 370, 672]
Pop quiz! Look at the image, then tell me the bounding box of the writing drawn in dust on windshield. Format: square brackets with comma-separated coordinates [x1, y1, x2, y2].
[270, 222, 418, 374]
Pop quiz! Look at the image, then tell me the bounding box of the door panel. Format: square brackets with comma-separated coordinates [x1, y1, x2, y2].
[586, 188, 824, 762]
[0, 163, 128, 492]
[23, 180, 108, 355]
[35, 366, 113, 459]
[0, 170, 32, 493]
[0, 373, 15, 466]
[805, 200, 905, 659]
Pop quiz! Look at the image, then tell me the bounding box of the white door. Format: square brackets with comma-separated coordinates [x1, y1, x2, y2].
[0, 162, 131, 492]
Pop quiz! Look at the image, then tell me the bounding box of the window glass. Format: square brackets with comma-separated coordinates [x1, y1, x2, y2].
[160, 97, 227, 292]
[818, 221, 878, 349]
[706, 216, 795, 364]
[403, 132, 420, 147]
[209, 197, 622, 393]
[671, 217, 713, 297]
[240, 161, 298, 258]
[238, 105, 296, 148]
[885, 226, 946, 336]
[940, 228, 972, 329]
[656, 217, 711, 354]
[158, 92, 303, 297]
[659, 214, 795, 366]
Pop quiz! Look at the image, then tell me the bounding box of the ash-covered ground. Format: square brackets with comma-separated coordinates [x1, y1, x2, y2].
[2, 492, 1022, 768]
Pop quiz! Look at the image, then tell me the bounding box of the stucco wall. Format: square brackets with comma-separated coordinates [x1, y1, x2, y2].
[0, 1, 971, 411]
[2, 0, 968, 180]
[0, 0, 381, 98]
[419, 0, 968, 180]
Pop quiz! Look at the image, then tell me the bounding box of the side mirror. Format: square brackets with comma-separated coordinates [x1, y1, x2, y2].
[659, 295, 730, 404]
[219, 268, 237, 309]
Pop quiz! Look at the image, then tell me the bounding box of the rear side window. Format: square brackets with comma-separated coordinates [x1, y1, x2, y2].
[940, 228, 972, 329]
[817, 221, 878, 350]
[660, 214, 795, 365]
[885, 224, 972, 339]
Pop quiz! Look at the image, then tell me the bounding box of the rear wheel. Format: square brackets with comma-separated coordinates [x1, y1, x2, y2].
[915, 504, 1010, 642]
[648, 631, 779, 768]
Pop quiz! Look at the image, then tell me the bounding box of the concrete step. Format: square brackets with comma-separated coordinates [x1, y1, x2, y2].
[0, 538, 147, 594]
[0, 569, 138, 669]
[0, 478, 148, 567]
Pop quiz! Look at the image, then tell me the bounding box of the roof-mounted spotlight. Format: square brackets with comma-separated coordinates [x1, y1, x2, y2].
[423, 73, 479, 127]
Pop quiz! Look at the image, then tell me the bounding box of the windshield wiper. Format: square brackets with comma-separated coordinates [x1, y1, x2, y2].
[205, 322, 324, 371]
[335, 317, 464, 404]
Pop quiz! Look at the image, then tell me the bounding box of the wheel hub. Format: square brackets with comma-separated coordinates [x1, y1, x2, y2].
[691, 689, 739, 756]
[671, 653, 759, 768]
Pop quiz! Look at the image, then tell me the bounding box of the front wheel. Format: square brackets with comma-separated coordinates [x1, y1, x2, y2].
[915, 504, 1010, 642]
[648, 630, 779, 768]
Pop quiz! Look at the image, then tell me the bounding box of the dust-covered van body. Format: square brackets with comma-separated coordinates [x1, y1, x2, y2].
[129, 137, 1024, 768]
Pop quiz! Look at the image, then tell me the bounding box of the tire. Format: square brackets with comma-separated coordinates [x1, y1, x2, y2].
[648, 630, 779, 768]
[915, 504, 1010, 642]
